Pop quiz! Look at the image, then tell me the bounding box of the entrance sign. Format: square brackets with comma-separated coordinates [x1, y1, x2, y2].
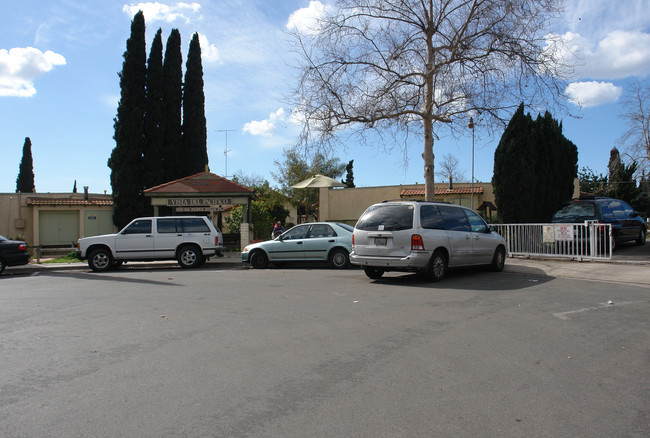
[167, 198, 232, 207]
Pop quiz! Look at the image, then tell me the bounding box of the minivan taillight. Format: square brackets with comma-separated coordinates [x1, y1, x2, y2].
[411, 235, 424, 251]
[352, 234, 355, 249]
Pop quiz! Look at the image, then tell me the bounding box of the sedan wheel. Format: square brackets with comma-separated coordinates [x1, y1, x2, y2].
[0, 259, 5, 274]
[636, 228, 647, 245]
[250, 250, 269, 269]
[329, 248, 350, 269]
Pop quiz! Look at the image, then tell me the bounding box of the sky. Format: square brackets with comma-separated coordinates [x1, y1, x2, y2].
[1, 0, 650, 195]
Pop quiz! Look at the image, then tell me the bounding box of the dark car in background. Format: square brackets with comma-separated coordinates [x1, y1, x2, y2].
[0, 235, 31, 274]
[551, 197, 646, 248]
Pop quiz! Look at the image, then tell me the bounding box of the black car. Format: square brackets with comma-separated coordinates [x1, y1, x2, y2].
[0, 235, 31, 274]
[551, 197, 647, 248]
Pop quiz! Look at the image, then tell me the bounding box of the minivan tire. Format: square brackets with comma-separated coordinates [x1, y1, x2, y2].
[425, 250, 447, 282]
[490, 246, 506, 272]
[364, 267, 384, 279]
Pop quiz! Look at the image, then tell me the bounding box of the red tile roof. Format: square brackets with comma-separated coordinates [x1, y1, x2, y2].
[27, 197, 114, 206]
[401, 187, 484, 197]
[144, 172, 255, 195]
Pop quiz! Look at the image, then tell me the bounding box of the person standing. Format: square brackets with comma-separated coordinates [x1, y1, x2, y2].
[272, 221, 285, 238]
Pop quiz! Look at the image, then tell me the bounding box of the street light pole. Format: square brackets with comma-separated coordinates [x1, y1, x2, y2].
[468, 117, 475, 210]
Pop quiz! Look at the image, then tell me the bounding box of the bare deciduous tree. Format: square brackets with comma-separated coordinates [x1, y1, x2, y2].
[618, 81, 650, 176]
[436, 153, 467, 184]
[290, 0, 570, 200]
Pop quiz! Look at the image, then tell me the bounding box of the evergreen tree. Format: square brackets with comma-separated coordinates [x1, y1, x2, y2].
[493, 104, 578, 223]
[143, 28, 165, 190]
[16, 137, 35, 193]
[607, 148, 639, 203]
[181, 32, 208, 177]
[73, 180, 77, 193]
[161, 29, 183, 182]
[342, 160, 355, 188]
[493, 104, 536, 223]
[109, 10, 148, 229]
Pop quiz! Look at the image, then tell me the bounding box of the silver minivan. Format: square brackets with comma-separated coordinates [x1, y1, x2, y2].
[350, 201, 507, 281]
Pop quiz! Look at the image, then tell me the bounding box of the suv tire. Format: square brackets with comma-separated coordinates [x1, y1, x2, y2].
[636, 228, 647, 245]
[177, 245, 202, 269]
[88, 248, 114, 272]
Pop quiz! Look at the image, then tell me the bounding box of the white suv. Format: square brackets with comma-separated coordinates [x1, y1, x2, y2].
[350, 201, 506, 281]
[77, 216, 224, 272]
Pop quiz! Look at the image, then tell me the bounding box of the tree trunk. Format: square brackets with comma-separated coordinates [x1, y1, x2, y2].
[423, 118, 435, 201]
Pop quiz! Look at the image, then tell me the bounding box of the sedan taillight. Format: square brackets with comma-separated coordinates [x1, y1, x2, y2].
[18, 243, 27, 251]
[411, 235, 425, 251]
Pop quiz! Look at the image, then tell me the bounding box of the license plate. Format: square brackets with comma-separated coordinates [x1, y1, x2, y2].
[375, 237, 387, 246]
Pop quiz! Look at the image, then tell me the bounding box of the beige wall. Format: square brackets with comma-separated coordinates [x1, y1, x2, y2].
[319, 183, 496, 224]
[0, 193, 114, 247]
[319, 178, 580, 224]
[0, 193, 34, 242]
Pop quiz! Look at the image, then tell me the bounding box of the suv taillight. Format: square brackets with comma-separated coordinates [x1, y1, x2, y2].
[215, 236, 219, 246]
[411, 235, 424, 251]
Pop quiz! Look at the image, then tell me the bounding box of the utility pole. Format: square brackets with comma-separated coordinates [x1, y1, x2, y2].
[216, 129, 236, 178]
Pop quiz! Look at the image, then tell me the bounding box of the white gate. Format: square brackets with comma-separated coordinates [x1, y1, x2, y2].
[492, 222, 612, 260]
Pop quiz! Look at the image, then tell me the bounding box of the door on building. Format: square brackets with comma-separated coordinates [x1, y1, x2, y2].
[39, 210, 79, 247]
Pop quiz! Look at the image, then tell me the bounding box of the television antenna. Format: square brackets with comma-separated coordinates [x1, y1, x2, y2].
[216, 129, 236, 178]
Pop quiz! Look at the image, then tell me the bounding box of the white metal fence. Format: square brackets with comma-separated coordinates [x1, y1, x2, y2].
[491, 222, 612, 260]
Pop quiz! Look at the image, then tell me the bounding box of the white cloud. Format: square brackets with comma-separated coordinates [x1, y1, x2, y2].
[0, 47, 66, 97]
[565, 81, 622, 107]
[552, 30, 650, 80]
[243, 108, 286, 136]
[198, 33, 219, 64]
[122, 2, 201, 23]
[286, 1, 330, 35]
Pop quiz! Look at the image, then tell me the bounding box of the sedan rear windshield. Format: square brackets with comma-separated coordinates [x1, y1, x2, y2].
[355, 205, 414, 231]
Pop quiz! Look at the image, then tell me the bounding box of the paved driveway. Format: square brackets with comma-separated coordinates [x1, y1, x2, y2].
[1, 266, 648, 437]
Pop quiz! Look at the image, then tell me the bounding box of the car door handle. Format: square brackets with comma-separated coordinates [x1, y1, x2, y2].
[296, 242, 303, 245]
[328, 239, 335, 242]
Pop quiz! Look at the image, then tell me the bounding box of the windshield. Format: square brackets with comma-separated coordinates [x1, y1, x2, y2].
[552, 202, 597, 221]
[355, 204, 414, 231]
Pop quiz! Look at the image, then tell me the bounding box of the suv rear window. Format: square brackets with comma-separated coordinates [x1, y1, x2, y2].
[181, 218, 210, 233]
[356, 205, 414, 231]
[552, 202, 597, 221]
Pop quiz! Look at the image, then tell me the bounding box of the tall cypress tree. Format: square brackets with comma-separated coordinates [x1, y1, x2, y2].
[109, 11, 148, 228]
[161, 29, 183, 182]
[143, 28, 165, 190]
[181, 32, 208, 177]
[16, 137, 35, 193]
[493, 103, 536, 223]
[493, 104, 578, 223]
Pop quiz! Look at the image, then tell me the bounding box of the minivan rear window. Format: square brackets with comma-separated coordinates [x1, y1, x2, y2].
[356, 205, 414, 231]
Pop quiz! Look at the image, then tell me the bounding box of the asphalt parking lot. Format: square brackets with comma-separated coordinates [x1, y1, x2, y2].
[1, 248, 649, 437]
